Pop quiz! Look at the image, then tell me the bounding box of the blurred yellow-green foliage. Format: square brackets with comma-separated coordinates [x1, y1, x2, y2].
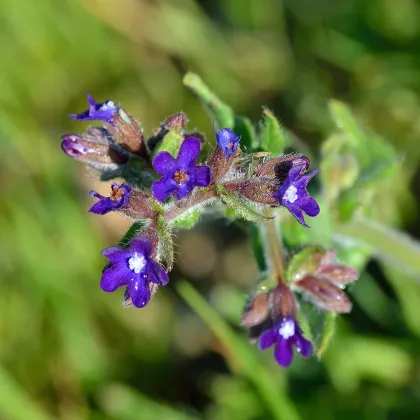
[1, 0, 420, 419]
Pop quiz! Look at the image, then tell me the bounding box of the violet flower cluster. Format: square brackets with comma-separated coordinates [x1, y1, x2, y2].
[61, 92, 357, 368]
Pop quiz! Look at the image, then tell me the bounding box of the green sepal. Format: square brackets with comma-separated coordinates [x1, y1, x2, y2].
[297, 298, 336, 357]
[156, 215, 174, 270]
[153, 128, 184, 159]
[118, 221, 146, 247]
[170, 209, 201, 229]
[285, 245, 326, 284]
[183, 72, 234, 129]
[259, 107, 285, 155]
[217, 185, 273, 223]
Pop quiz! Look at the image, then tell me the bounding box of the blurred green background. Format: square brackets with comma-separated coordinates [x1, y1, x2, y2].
[1, 0, 420, 419]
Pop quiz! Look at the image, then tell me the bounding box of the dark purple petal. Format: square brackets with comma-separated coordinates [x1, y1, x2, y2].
[147, 261, 169, 285]
[152, 178, 177, 201]
[258, 329, 277, 350]
[174, 182, 193, 200]
[129, 277, 151, 308]
[177, 137, 201, 168]
[101, 246, 132, 264]
[89, 197, 121, 215]
[192, 165, 211, 187]
[285, 205, 308, 227]
[89, 190, 106, 200]
[300, 196, 320, 217]
[69, 94, 118, 123]
[274, 339, 294, 367]
[100, 264, 128, 292]
[294, 334, 313, 358]
[152, 151, 177, 175]
[130, 236, 153, 257]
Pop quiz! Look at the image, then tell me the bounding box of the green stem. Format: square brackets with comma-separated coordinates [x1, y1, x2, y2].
[177, 280, 300, 420]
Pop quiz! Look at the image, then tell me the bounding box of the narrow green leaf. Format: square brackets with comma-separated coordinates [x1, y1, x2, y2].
[119, 221, 146, 247]
[259, 108, 285, 155]
[334, 219, 420, 277]
[183, 72, 235, 129]
[217, 185, 273, 223]
[177, 280, 300, 420]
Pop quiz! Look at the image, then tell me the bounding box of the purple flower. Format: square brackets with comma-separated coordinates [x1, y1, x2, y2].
[152, 137, 211, 201]
[274, 163, 320, 227]
[89, 183, 131, 215]
[215, 128, 241, 157]
[69, 93, 118, 123]
[258, 316, 313, 367]
[101, 237, 168, 308]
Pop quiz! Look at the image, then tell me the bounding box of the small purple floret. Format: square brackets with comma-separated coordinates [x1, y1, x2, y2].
[69, 93, 118, 123]
[274, 163, 320, 227]
[152, 137, 211, 201]
[89, 183, 131, 215]
[258, 316, 313, 367]
[61, 135, 90, 157]
[215, 128, 241, 157]
[100, 237, 168, 308]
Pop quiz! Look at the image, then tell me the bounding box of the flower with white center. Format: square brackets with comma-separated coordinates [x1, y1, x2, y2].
[283, 185, 298, 203]
[128, 252, 146, 274]
[279, 318, 295, 339]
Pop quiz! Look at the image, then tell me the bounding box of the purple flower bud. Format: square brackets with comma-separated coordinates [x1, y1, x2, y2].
[274, 163, 320, 227]
[101, 236, 168, 308]
[151, 137, 211, 201]
[258, 316, 313, 367]
[215, 128, 241, 157]
[241, 293, 269, 327]
[69, 93, 118, 124]
[89, 183, 131, 215]
[61, 134, 128, 169]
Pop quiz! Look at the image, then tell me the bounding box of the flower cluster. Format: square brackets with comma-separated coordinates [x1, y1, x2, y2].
[61, 92, 357, 367]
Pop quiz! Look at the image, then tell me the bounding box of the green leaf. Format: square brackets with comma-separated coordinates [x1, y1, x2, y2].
[334, 219, 420, 277]
[119, 221, 146, 247]
[217, 185, 273, 223]
[183, 72, 235, 129]
[177, 280, 300, 420]
[233, 115, 257, 150]
[153, 129, 184, 158]
[169, 208, 201, 229]
[259, 108, 285, 155]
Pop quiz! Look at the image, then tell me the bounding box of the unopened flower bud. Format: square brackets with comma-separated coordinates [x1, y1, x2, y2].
[241, 292, 269, 327]
[271, 282, 298, 319]
[61, 133, 128, 170]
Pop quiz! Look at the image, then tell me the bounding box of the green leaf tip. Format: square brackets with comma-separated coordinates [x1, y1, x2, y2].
[260, 107, 285, 155]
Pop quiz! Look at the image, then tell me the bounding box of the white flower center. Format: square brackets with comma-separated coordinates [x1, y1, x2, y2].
[283, 185, 298, 203]
[100, 101, 115, 111]
[128, 252, 146, 274]
[278, 319, 295, 339]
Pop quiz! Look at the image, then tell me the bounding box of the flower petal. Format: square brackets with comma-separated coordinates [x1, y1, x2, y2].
[285, 204, 308, 227]
[89, 197, 120, 215]
[147, 261, 169, 286]
[152, 151, 176, 175]
[129, 277, 151, 308]
[258, 329, 277, 350]
[193, 165, 211, 187]
[274, 339, 294, 367]
[101, 246, 131, 264]
[301, 196, 320, 217]
[177, 137, 201, 168]
[294, 334, 313, 358]
[174, 182, 193, 200]
[152, 178, 177, 201]
[129, 236, 153, 257]
[100, 264, 129, 292]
